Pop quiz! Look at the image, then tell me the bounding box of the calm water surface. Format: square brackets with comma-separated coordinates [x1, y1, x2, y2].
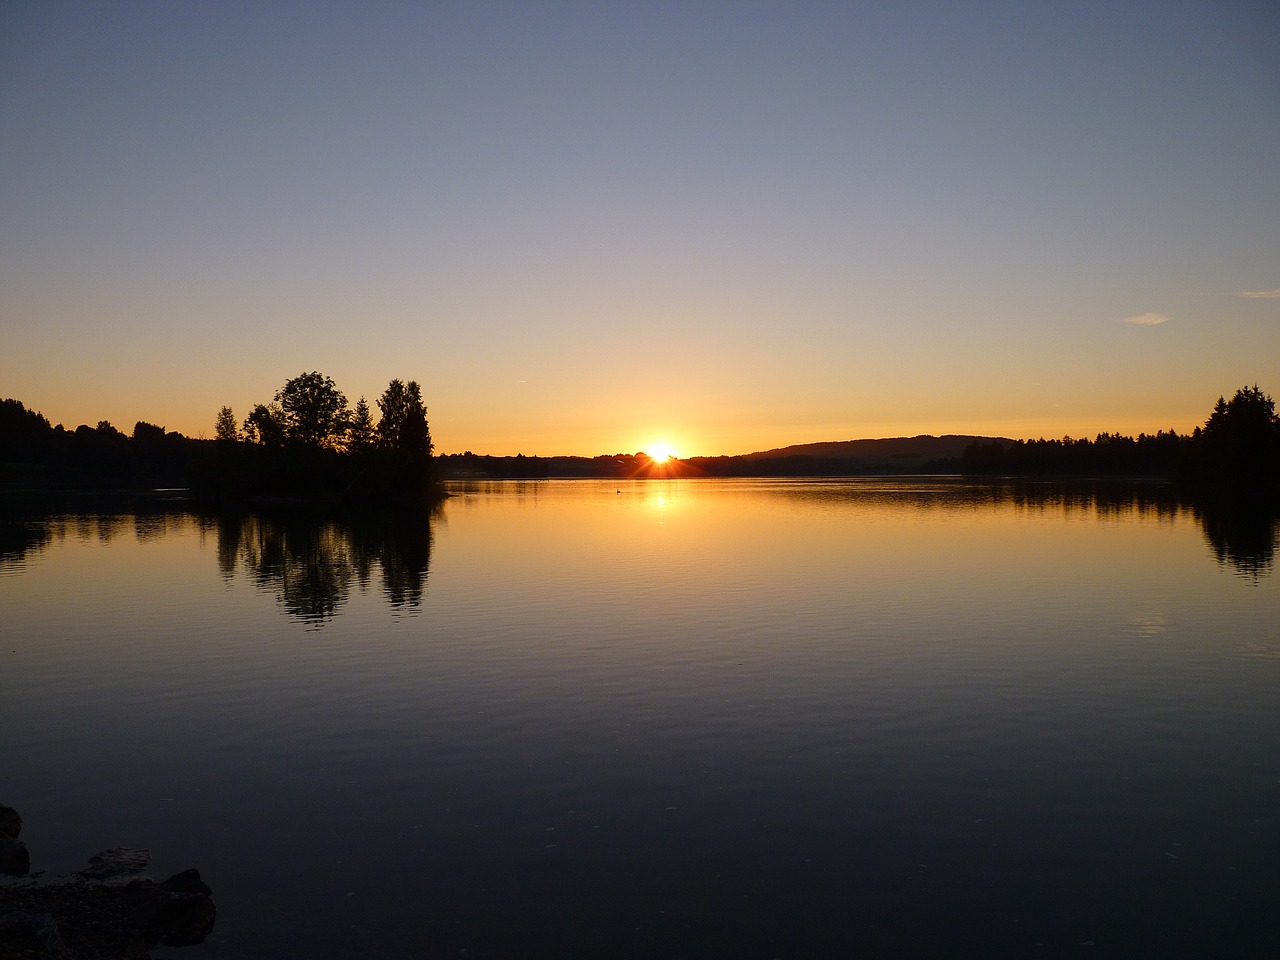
[2, 479, 1278, 958]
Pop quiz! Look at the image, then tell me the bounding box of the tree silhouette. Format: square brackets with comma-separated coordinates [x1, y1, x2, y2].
[275, 371, 350, 449]
[243, 403, 285, 448]
[214, 406, 239, 443]
[0, 399, 53, 462]
[376, 379, 432, 457]
[375, 379, 433, 496]
[1183, 385, 1280, 490]
[204, 374, 436, 502]
[347, 397, 375, 453]
[132, 421, 166, 444]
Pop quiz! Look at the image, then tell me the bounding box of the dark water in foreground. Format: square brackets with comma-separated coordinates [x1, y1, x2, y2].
[2, 479, 1278, 958]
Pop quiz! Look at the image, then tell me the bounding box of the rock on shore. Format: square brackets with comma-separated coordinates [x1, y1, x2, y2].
[0, 805, 215, 958]
[0, 804, 29, 878]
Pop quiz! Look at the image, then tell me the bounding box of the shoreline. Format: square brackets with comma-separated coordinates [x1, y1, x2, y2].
[1, 806, 214, 959]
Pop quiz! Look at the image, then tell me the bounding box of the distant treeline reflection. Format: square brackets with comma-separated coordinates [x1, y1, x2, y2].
[0, 486, 1274, 600]
[997, 481, 1277, 579]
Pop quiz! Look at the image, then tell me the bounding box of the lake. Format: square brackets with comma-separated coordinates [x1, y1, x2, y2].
[2, 478, 1278, 958]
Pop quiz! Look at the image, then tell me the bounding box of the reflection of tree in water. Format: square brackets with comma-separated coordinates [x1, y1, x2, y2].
[1001, 481, 1276, 579]
[373, 515, 433, 608]
[1193, 495, 1279, 580]
[4, 485, 1271, 590]
[779, 478, 1278, 580]
[243, 520, 354, 621]
[0, 519, 53, 567]
[218, 509, 435, 624]
[2, 509, 195, 568]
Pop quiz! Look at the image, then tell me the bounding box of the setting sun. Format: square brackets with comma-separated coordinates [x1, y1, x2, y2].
[648, 443, 676, 463]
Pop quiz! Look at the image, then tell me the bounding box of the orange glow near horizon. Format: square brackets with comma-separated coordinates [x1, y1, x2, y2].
[11, 389, 1212, 461]
[647, 442, 675, 464]
[434, 408, 1209, 459]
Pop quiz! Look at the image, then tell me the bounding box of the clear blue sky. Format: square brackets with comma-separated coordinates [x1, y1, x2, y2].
[2, 1, 1277, 455]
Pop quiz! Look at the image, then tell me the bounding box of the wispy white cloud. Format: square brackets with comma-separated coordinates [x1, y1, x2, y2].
[1121, 312, 1169, 325]
[1240, 288, 1280, 299]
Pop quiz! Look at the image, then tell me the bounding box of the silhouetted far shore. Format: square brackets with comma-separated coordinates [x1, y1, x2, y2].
[3, 385, 1277, 498]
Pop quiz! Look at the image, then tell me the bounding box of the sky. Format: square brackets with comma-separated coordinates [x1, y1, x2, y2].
[2, 1, 1278, 457]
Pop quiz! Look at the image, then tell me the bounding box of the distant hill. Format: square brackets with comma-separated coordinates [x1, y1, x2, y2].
[739, 435, 1012, 466]
[436, 435, 1016, 479]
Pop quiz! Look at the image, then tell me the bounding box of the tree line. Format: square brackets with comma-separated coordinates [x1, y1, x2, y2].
[959, 385, 1280, 494]
[3, 382, 1276, 497]
[207, 372, 435, 503]
[0, 371, 437, 505]
[434, 386, 1279, 491]
[216, 371, 428, 458]
[0, 398, 198, 490]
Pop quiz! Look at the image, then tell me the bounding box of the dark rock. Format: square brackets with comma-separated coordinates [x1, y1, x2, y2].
[35, 914, 61, 952]
[158, 867, 212, 897]
[0, 812, 216, 956]
[151, 892, 217, 946]
[82, 845, 152, 880]
[0, 910, 40, 948]
[131, 873, 217, 947]
[0, 804, 20, 839]
[0, 910, 61, 952]
[0, 910, 37, 935]
[0, 836, 30, 875]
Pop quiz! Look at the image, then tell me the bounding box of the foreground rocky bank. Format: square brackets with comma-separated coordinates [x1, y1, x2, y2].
[0, 805, 215, 959]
